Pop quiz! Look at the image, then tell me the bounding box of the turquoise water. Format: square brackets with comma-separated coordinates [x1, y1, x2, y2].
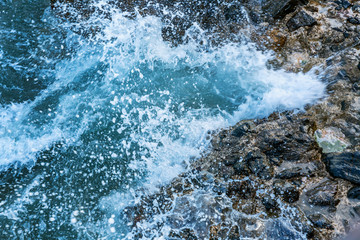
[0, 1, 325, 239]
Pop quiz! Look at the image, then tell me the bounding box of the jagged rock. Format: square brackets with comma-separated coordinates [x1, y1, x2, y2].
[325, 152, 360, 184]
[274, 181, 300, 203]
[347, 186, 360, 200]
[307, 214, 334, 229]
[233, 161, 250, 176]
[282, 186, 300, 203]
[231, 121, 255, 138]
[223, 154, 240, 166]
[262, 196, 280, 215]
[335, 0, 352, 9]
[245, 151, 273, 179]
[275, 162, 320, 179]
[305, 178, 338, 206]
[262, 0, 308, 19]
[169, 228, 198, 240]
[347, 17, 360, 25]
[287, 10, 317, 31]
[226, 180, 254, 199]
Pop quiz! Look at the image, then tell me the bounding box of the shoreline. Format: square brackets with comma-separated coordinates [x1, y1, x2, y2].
[116, 0, 360, 238]
[2, 0, 359, 238]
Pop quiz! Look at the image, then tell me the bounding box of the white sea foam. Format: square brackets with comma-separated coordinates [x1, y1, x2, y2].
[0, 3, 326, 238]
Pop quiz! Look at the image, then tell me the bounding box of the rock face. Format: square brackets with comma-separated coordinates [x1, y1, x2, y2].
[262, 0, 308, 19]
[348, 186, 360, 200]
[286, 10, 317, 31]
[305, 178, 338, 206]
[326, 152, 360, 184]
[46, 0, 360, 239]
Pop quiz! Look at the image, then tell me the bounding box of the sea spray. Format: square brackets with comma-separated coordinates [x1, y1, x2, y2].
[0, 1, 325, 239]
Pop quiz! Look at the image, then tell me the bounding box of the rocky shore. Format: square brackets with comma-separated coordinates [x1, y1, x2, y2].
[50, 0, 360, 239]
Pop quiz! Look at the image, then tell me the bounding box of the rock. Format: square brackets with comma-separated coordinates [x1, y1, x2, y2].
[325, 152, 360, 184]
[306, 178, 338, 206]
[315, 128, 349, 153]
[262, 0, 308, 19]
[353, 4, 360, 13]
[223, 155, 240, 166]
[282, 186, 300, 203]
[334, 0, 352, 9]
[226, 180, 254, 199]
[231, 121, 255, 138]
[347, 186, 360, 200]
[233, 161, 250, 176]
[347, 17, 360, 25]
[307, 214, 334, 229]
[224, 4, 244, 23]
[286, 10, 317, 32]
[245, 151, 273, 179]
[276, 163, 319, 179]
[274, 181, 300, 203]
[262, 196, 280, 215]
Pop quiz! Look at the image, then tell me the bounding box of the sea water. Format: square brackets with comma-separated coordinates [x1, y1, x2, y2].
[0, 0, 325, 239]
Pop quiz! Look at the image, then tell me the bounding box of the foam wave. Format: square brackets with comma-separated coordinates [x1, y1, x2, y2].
[0, 2, 325, 238]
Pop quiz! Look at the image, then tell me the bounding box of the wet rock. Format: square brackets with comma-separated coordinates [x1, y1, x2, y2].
[220, 166, 235, 180]
[224, 4, 244, 23]
[169, 228, 198, 240]
[282, 186, 300, 203]
[307, 214, 334, 229]
[306, 179, 338, 206]
[245, 151, 273, 179]
[276, 167, 307, 179]
[262, 0, 308, 19]
[276, 162, 320, 179]
[347, 17, 360, 25]
[353, 205, 360, 216]
[347, 186, 360, 200]
[325, 152, 360, 184]
[287, 10, 317, 32]
[231, 121, 255, 138]
[233, 161, 250, 176]
[226, 180, 254, 199]
[334, 0, 352, 9]
[262, 196, 280, 215]
[274, 182, 300, 203]
[223, 155, 240, 166]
